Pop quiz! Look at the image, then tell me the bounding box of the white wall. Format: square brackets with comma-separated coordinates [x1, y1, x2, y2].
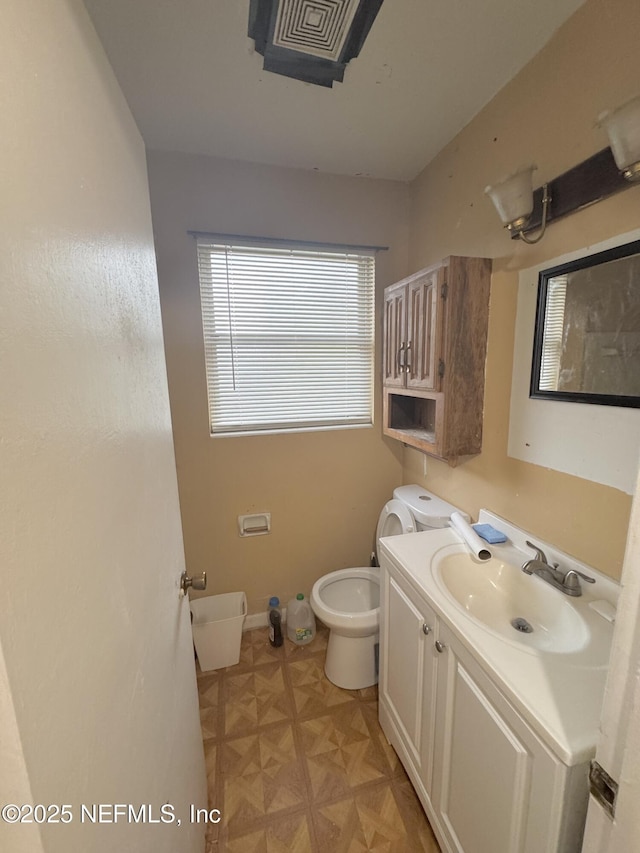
[0, 3, 205, 851]
[0, 655, 44, 853]
[509, 230, 640, 495]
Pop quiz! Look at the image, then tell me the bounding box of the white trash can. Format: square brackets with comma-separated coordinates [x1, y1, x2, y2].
[190, 592, 247, 672]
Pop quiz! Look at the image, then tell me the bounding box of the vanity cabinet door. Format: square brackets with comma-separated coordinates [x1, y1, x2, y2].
[379, 569, 438, 790]
[432, 624, 570, 853]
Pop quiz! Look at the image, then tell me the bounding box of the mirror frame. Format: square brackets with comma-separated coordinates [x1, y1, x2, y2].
[530, 238, 640, 408]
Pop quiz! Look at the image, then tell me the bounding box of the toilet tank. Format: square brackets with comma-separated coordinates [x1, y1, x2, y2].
[393, 485, 469, 530]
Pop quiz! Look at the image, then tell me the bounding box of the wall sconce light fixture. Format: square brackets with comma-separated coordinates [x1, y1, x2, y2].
[486, 95, 640, 242]
[485, 166, 551, 244]
[599, 95, 640, 183]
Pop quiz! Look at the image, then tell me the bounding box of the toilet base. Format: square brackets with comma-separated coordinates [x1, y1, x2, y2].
[324, 630, 379, 690]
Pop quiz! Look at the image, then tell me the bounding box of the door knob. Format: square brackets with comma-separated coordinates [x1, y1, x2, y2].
[422, 623, 431, 635]
[435, 640, 446, 653]
[181, 571, 207, 594]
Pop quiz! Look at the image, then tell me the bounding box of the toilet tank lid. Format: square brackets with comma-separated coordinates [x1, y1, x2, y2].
[392, 485, 466, 528]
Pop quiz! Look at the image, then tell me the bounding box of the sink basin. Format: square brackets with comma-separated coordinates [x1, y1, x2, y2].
[433, 551, 591, 654]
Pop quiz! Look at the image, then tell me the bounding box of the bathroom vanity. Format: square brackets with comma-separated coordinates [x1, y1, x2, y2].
[378, 511, 617, 853]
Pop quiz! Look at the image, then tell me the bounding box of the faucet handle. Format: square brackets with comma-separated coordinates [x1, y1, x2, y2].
[562, 570, 582, 593]
[564, 568, 595, 586]
[525, 540, 548, 564]
[562, 568, 596, 595]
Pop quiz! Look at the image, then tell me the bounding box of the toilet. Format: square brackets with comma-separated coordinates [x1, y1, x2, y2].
[310, 485, 466, 690]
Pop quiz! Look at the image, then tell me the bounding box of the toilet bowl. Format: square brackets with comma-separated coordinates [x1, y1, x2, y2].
[311, 486, 466, 690]
[311, 567, 380, 690]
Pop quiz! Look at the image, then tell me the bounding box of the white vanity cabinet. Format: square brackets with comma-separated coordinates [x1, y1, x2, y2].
[379, 568, 439, 796]
[379, 560, 589, 853]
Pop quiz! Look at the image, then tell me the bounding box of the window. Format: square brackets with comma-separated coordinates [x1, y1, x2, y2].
[538, 275, 567, 392]
[196, 236, 375, 436]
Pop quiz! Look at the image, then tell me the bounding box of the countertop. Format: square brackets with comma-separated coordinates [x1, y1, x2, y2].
[378, 512, 618, 767]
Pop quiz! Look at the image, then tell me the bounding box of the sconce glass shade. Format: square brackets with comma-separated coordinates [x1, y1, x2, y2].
[599, 95, 640, 181]
[485, 166, 536, 231]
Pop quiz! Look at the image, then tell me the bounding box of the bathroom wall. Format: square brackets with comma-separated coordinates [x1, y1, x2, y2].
[147, 151, 409, 613]
[0, 2, 205, 850]
[508, 231, 640, 496]
[404, 0, 640, 579]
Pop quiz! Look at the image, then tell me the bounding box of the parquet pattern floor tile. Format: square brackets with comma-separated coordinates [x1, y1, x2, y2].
[197, 625, 440, 852]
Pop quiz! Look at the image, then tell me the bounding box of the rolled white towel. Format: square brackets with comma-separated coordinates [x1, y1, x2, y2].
[449, 512, 492, 561]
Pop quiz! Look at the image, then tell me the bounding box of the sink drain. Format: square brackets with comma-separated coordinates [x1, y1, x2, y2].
[511, 617, 534, 634]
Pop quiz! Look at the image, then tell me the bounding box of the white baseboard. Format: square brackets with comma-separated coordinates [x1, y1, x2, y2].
[243, 612, 267, 631]
[243, 608, 287, 631]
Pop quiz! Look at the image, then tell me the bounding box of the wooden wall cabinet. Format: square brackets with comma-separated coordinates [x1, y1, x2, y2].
[382, 256, 492, 464]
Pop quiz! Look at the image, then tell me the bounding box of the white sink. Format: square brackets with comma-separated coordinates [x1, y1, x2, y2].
[380, 519, 618, 766]
[433, 551, 591, 655]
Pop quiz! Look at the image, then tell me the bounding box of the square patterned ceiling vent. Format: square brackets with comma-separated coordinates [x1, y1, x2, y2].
[248, 0, 384, 87]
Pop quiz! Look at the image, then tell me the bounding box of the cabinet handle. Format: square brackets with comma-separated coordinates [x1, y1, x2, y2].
[422, 623, 431, 635]
[435, 640, 446, 653]
[405, 342, 412, 374]
[397, 343, 406, 373]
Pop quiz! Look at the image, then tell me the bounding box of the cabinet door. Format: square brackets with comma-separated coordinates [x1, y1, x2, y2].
[383, 283, 407, 388]
[406, 268, 443, 391]
[379, 569, 438, 784]
[432, 625, 566, 853]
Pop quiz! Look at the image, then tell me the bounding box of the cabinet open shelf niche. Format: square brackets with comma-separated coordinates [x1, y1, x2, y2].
[382, 256, 492, 465]
[383, 390, 441, 451]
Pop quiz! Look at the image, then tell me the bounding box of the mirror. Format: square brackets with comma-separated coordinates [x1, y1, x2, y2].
[531, 239, 640, 407]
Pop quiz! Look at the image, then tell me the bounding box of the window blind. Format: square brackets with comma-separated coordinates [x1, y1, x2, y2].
[196, 237, 375, 436]
[539, 275, 568, 391]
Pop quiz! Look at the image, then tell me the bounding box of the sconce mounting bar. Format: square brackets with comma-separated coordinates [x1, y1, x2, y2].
[517, 148, 631, 239]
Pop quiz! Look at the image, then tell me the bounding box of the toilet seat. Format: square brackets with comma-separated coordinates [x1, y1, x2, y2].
[311, 568, 379, 637]
[376, 499, 415, 546]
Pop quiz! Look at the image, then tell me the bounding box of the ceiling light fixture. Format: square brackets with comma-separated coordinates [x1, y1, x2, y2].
[485, 95, 640, 243]
[248, 0, 384, 87]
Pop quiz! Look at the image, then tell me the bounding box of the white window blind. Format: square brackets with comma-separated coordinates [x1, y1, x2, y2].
[539, 275, 568, 391]
[196, 236, 375, 436]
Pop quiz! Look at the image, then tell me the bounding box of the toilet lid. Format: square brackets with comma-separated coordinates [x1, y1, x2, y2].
[376, 499, 415, 548]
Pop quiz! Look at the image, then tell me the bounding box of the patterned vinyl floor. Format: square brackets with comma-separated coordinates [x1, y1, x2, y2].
[198, 624, 441, 852]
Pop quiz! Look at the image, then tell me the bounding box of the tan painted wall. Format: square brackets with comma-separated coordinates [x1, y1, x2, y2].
[147, 151, 409, 613]
[405, 0, 640, 579]
[0, 2, 205, 849]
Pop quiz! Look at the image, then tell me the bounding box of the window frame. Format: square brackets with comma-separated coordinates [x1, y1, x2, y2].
[194, 234, 379, 437]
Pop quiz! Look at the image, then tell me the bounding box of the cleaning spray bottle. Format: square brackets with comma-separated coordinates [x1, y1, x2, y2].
[267, 596, 283, 647]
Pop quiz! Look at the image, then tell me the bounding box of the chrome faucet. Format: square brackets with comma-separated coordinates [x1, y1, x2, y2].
[521, 540, 595, 597]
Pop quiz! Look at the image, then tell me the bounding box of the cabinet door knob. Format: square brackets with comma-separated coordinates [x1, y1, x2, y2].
[435, 640, 446, 653]
[422, 623, 431, 635]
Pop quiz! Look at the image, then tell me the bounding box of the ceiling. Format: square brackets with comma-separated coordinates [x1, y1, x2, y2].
[84, 0, 585, 182]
